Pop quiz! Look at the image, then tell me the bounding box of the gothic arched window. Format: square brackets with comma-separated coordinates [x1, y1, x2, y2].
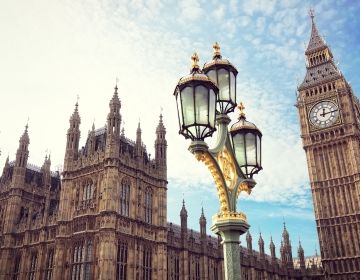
[28, 252, 38, 280]
[12, 254, 21, 280]
[71, 240, 93, 280]
[117, 240, 128, 280]
[45, 249, 54, 280]
[143, 247, 152, 280]
[82, 180, 95, 208]
[144, 188, 153, 224]
[120, 178, 130, 217]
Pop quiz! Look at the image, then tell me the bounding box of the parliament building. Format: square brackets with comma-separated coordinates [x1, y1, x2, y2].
[0, 12, 358, 280]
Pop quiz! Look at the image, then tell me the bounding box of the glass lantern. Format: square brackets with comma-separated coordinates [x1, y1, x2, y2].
[230, 103, 262, 178]
[174, 53, 219, 141]
[203, 42, 238, 114]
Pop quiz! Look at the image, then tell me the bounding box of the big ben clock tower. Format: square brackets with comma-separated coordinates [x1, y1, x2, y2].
[296, 11, 360, 278]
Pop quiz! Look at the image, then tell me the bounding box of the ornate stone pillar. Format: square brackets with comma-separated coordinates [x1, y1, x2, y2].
[211, 219, 249, 280]
[53, 239, 66, 280]
[97, 231, 116, 280]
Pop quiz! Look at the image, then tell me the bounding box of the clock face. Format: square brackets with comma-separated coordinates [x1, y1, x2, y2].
[309, 100, 339, 128]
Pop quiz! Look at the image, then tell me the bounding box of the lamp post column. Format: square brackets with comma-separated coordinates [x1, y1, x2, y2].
[211, 219, 249, 280]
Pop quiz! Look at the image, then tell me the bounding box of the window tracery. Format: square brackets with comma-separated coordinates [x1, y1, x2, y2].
[117, 240, 128, 280]
[71, 239, 93, 280]
[144, 188, 153, 224]
[120, 178, 130, 217]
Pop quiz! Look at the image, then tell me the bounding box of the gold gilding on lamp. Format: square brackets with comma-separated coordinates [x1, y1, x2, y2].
[212, 211, 247, 223]
[217, 148, 236, 191]
[213, 42, 221, 57]
[238, 102, 245, 118]
[194, 151, 229, 213]
[191, 52, 200, 70]
[237, 181, 251, 198]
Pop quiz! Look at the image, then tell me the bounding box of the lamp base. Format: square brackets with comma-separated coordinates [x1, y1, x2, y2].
[188, 140, 209, 154]
[211, 218, 249, 280]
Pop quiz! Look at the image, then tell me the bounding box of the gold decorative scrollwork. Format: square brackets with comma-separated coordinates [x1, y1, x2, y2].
[217, 148, 236, 191]
[237, 181, 251, 198]
[194, 151, 229, 213]
[212, 211, 247, 223]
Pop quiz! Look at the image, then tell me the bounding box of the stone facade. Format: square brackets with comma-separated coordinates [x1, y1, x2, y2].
[296, 12, 360, 279]
[0, 15, 337, 280]
[0, 85, 322, 280]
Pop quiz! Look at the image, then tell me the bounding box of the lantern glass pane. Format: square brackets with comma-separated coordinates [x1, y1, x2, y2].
[233, 134, 246, 166]
[176, 92, 183, 127]
[245, 133, 256, 165]
[181, 86, 194, 126]
[230, 71, 236, 103]
[195, 85, 209, 125]
[209, 89, 216, 127]
[207, 70, 217, 84]
[218, 69, 230, 100]
[257, 135, 261, 165]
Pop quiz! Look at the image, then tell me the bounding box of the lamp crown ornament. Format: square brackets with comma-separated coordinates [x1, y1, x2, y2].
[191, 52, 200, 72]
[237, 102, 246, 118]
[213, 42, 221, 59]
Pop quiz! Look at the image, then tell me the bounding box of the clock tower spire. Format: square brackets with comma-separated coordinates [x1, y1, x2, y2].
[296, 11, 360, 278]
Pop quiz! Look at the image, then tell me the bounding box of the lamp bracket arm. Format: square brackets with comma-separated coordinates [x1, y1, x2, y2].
[208, 114, 231, 154]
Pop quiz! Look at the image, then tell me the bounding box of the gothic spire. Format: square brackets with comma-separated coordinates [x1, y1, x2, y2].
[246, 230, 253, 252]
[306, 9, 327, 55]
[180, 199, 188, 217]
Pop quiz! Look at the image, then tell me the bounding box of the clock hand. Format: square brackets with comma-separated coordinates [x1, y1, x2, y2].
[320, 108, 326, 117]
[322, 109, 338, 116]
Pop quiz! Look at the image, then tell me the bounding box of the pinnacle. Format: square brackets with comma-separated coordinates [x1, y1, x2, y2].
[306, 11, 327, 54]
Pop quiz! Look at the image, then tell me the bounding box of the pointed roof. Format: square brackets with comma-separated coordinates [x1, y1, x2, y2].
[282, 222, 289, 240]
[70, 102, 80, 123]
[20, 123, 30, 144]
[258, 232, 264, 245]
[298, 240, 304, 253]
[180, 199, 188, 217]
[306, 9, 327, 54]
[199, 207, 206, 224]
[270, 236, 275, 248]
[156, 113, 166, 133]
[109, 84, 121, 107]
[246, 230, 252, 240]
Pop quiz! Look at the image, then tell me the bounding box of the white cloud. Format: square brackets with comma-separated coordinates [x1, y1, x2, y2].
[241, 0, 277, 16]
[179, 0, 203, 21]
[0, 0, 354, 211]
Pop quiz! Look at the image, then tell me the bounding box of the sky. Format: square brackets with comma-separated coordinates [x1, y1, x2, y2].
[1, 0, 360, 258]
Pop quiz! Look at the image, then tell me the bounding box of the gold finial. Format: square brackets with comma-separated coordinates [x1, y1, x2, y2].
[191, 52, 199, 69]
[213, 42, 221, 57]
[237, 102, 245, 117]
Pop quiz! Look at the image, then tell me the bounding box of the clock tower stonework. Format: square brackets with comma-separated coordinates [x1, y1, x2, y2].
[296, 13, 360, 278]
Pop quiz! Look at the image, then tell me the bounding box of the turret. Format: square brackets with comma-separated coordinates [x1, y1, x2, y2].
[64, 102, 81, 170]
[246, 230, 252, 252]
[180, 199, 188, 238]
[281, 222, 293, 269]
[155, 113, 167, 175]
[41, 154, 51, 187]
[270, 236, 276, 261]
[298, 240, 305, 269]
[135, 122, 142, 158]
[87, 122, 96, 155]
[13, 124, 30, 185]
[105, 85, 121, 158]
[258, 232, 265, 258]
[15, 124, 29, 168]
[199, 207, 206, 238]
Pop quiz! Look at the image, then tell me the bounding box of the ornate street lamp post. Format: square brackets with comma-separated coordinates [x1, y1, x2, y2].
[174, 43, 263, 280]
